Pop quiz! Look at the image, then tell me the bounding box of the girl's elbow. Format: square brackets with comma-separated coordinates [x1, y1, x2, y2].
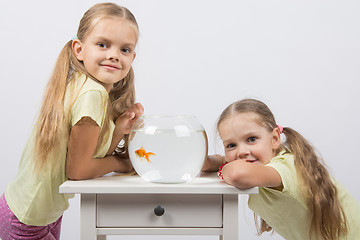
[66, 166, 92, 180]
[224, 167, 255, 189]
[66, 170, 84, 180]
[66, 156, 97, 180]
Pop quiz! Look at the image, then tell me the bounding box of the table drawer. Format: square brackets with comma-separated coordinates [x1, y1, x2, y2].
[97, 194, 222, 227]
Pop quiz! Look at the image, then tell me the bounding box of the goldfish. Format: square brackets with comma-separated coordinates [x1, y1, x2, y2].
[135, 147, 155, 163]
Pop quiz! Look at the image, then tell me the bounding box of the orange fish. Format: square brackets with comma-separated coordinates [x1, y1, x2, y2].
[135, 147, 155, 163]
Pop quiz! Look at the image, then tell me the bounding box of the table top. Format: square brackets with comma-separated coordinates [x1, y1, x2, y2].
[59, 172, 258, 195]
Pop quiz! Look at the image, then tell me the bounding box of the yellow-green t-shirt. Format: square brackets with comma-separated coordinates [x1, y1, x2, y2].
[248, 151, 360, 239]
[5, 74, 115, 226]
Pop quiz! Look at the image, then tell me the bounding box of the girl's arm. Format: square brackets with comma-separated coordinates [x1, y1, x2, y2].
[221, 160, 282, 189]
[66, 118, 129, 180]
[66, 103, 143, 180]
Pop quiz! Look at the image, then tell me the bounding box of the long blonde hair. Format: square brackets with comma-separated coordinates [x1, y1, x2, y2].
[34, 3, 138, 173]
[217, 99, 348, 240]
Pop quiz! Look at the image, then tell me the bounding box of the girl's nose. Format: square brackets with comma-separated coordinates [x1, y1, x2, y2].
[236, 145, 250, 160]
[109, 56, 119, 62]
[108, 49, 120, 62]
[109, 55, 119, 62]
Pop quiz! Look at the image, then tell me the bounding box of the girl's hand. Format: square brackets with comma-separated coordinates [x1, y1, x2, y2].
[201, 154, 225, 172]
[115, 103, 144, 134]
[106, 103, 144, 156]
[114, 157, 134, 173]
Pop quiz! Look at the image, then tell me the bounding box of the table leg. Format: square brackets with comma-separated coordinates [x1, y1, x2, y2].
[80, 194, 97, 240]
[222, 194, 238, 240]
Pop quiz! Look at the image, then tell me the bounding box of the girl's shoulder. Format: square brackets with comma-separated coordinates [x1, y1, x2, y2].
[266, 150, 298, 194]
[267, 150, 296, 177]
[75, 73, 108, 94]
[65, 73, 109, 105]
[270, 149, 294, 164]
[65, 73, 109, 126]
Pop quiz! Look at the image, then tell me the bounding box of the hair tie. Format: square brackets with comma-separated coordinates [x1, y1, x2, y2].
[277, 125, 283, 134]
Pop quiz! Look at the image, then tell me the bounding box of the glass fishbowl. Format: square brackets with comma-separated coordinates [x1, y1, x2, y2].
[128, 115, 207, 183]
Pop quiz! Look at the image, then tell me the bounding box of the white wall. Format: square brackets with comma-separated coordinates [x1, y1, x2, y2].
[1, 0, 359, 239]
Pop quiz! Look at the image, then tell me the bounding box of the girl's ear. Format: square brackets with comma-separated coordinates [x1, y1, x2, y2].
[72, 39, 83, 61]
[272, 127, 281, 150]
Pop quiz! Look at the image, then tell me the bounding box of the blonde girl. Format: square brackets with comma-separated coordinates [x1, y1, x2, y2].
[208, 98, 360, 239]
[0, 3, 143, 239]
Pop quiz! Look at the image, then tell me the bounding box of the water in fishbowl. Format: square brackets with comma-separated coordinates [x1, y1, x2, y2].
[129, 128, 207, 183]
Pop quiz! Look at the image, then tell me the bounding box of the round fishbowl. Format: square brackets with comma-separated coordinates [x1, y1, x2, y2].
[128, 115, 207, 183]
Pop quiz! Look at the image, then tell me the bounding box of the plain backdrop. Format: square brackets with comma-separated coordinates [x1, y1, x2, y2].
[1, 0, 359, 239]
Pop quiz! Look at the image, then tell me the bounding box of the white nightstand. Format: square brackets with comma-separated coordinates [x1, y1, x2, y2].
[59, 172, 258, 240]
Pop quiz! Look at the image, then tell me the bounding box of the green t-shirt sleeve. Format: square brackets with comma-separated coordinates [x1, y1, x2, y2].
[71, 90, 108, 127]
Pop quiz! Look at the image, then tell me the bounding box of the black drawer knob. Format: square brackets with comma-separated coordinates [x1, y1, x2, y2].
[154, 205, 165, 216]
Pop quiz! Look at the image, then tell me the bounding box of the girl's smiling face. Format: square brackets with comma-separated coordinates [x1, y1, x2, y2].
[218, 112, 281, 165]
[73, 17, 137, 92]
